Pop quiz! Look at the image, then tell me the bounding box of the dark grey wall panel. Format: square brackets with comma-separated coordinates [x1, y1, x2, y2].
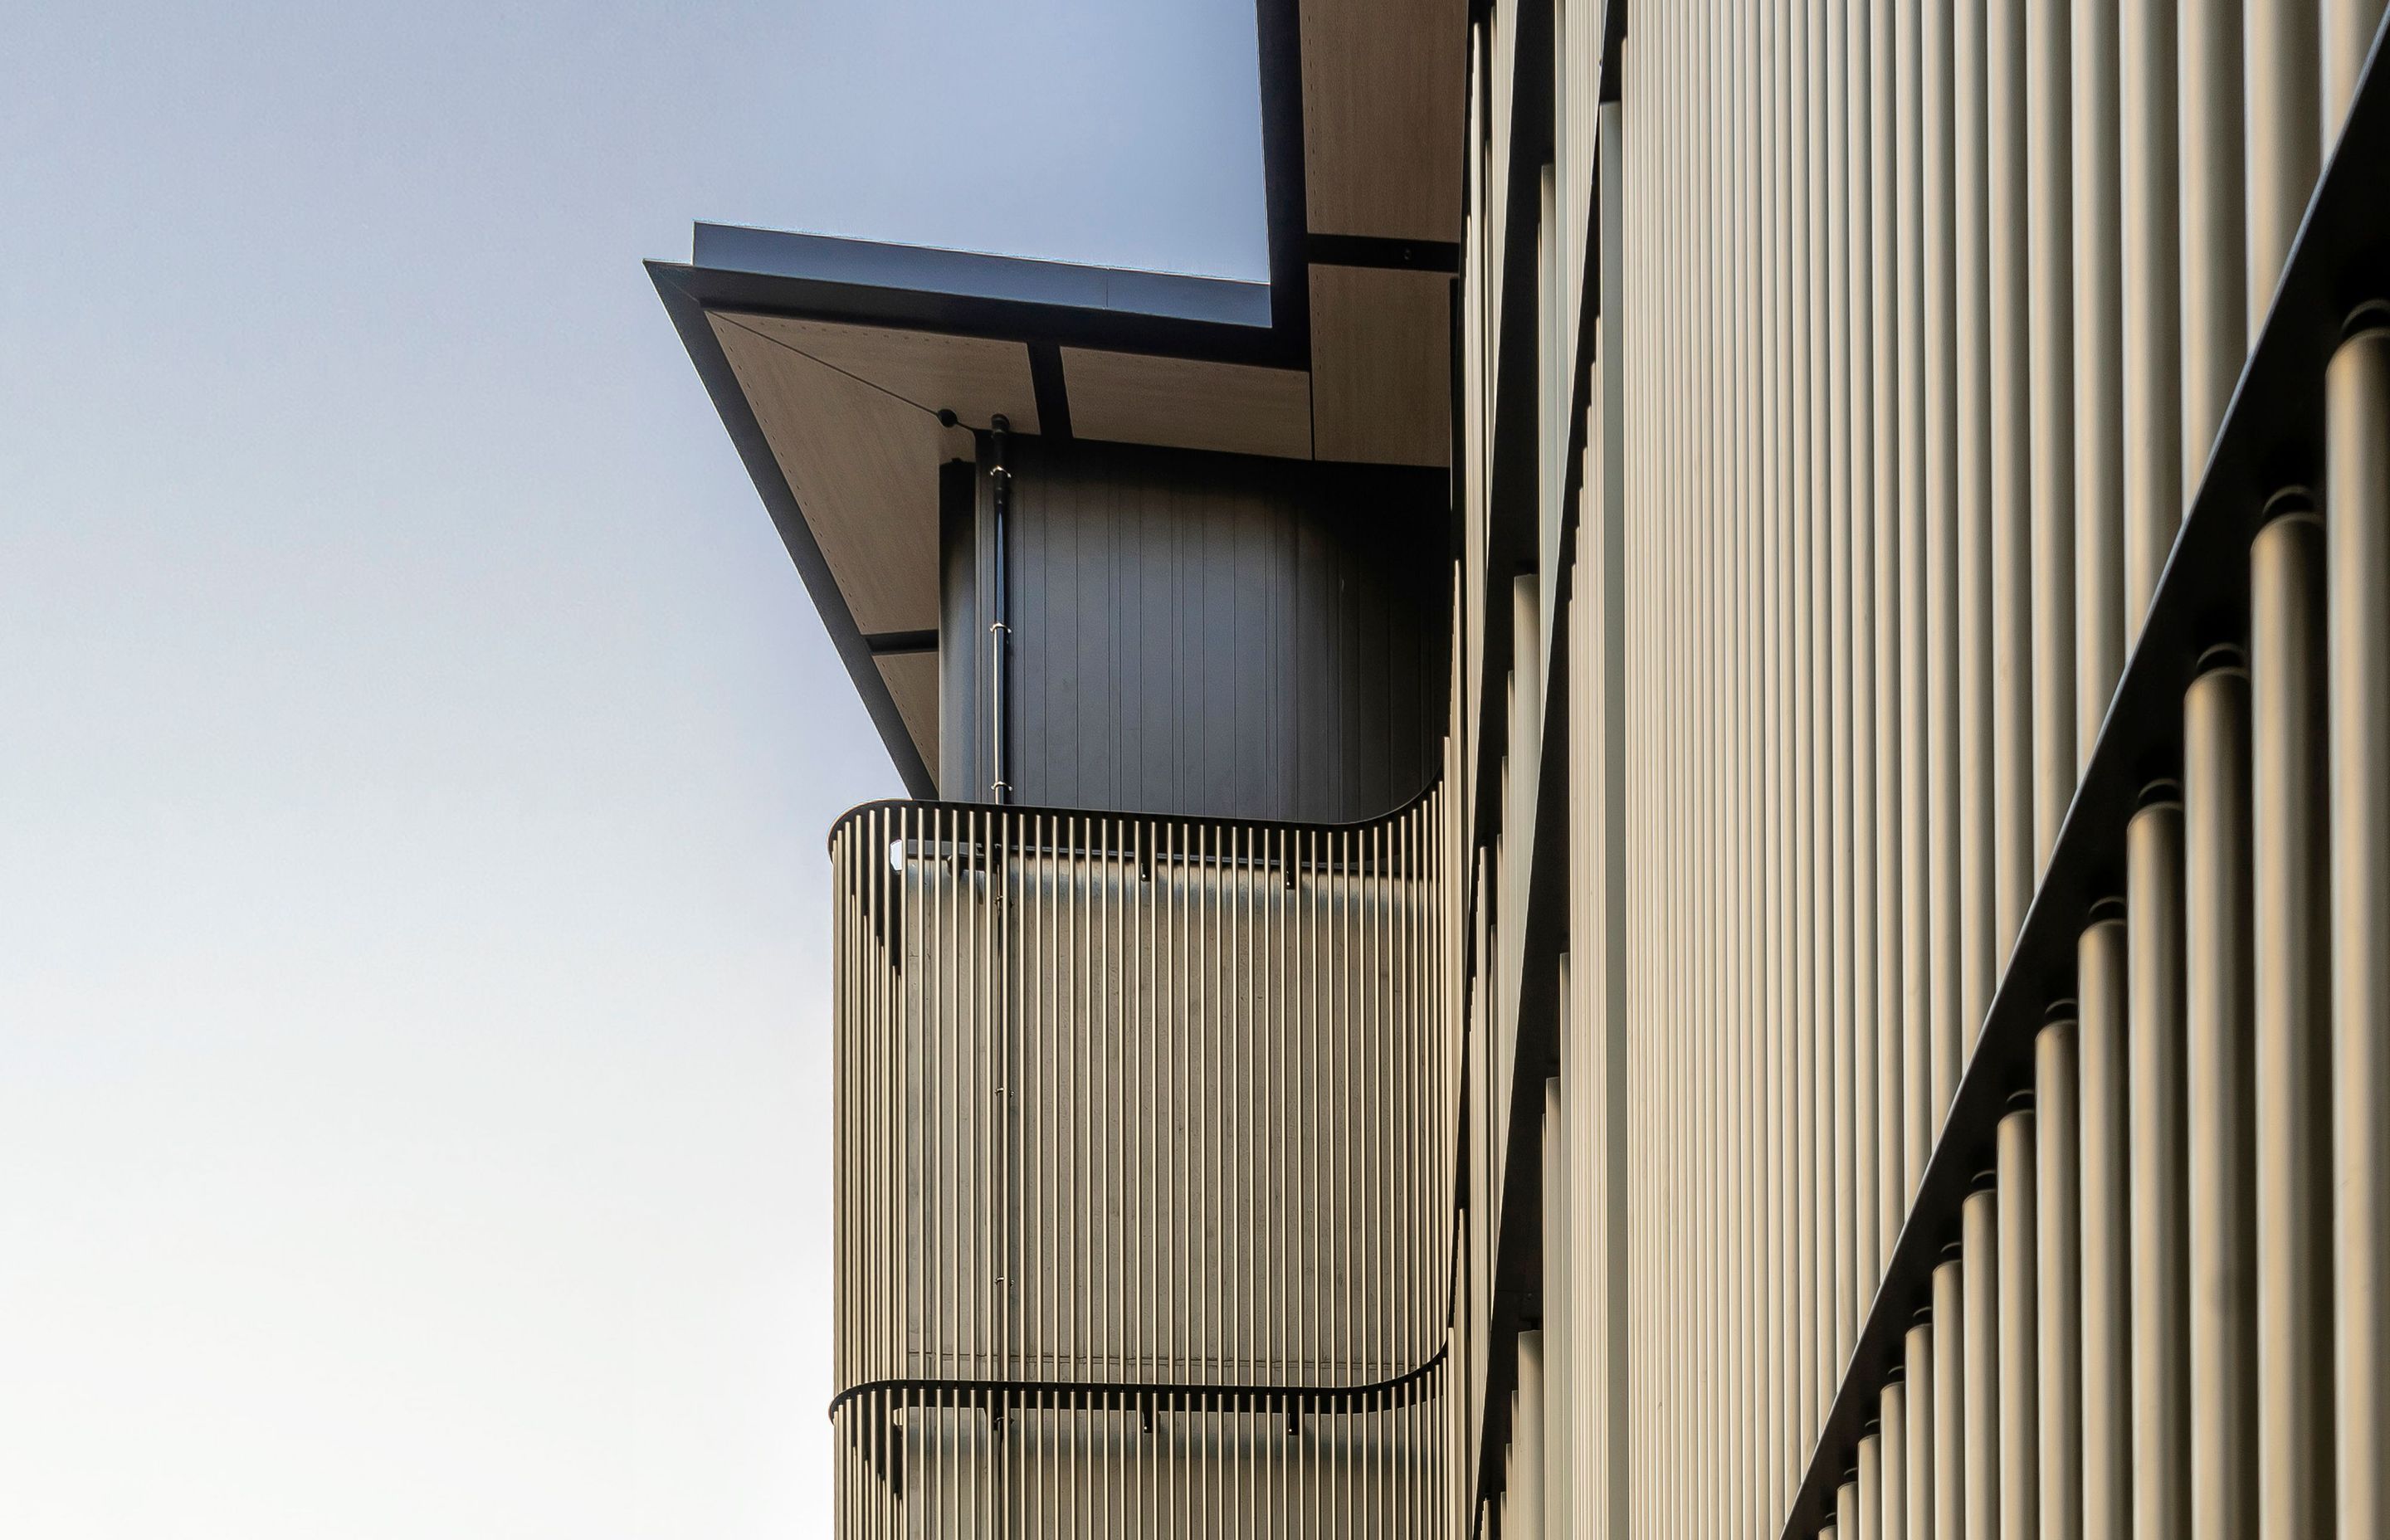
[935, 458, 978, 797]
[940, 436, 1449, 823]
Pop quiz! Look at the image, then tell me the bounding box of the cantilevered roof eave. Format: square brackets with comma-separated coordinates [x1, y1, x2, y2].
[647, 257, 940, 799]
[649, 0, 1470, 793]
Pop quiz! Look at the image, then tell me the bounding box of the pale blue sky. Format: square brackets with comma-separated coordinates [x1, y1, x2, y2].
[0, 4, 1264, 1535]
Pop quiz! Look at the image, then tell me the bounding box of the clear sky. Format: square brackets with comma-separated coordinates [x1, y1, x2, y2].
[0, 4, 1264, 1535]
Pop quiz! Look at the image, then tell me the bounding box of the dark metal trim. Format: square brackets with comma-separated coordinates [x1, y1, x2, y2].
[1026, 342, 1072, 440]
[1306, 232, 1464, 273]
[1255, 0, 1312, 358]
[1774, 22, 2390, 1539]
[671, 0, 1311, 374]
[863, 630, 938, 656]
[653, 256, 1298, 370]
[986, 417, 1012, 804]
[1597, 0, 1627, 106]
[694, 222, 1272, 329]
[825, 765, 1446, 859]
[828, 1339, 1452, 1426]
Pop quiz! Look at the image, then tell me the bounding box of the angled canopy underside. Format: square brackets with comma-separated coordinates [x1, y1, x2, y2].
[654, 0, 1466, 791]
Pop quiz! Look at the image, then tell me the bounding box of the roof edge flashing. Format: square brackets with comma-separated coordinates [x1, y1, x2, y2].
[692, 223, 1274, 331]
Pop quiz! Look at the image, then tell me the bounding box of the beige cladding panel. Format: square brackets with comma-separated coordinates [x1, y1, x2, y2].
[709, 312, 968, 636]
[871, 651, 938, 774]
[1059, 348, 1314, 460]
[720, 310, 1041, 436]
[1299, 0, 1466, 242]
[1309, 263, 1452, 466]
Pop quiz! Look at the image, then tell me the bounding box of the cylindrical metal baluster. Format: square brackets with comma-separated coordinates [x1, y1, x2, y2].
[1809, 0, 1841, 1411]
[1546, 1075, 1568, 1538]
[1847, 0, 1885, 1338]
[1898, 0, 1936, 1211]
[1989, 0, 2036, 953]
[1910, 1314, 1939, 1538]
[2120, 0, 2182, 635]
[1958, 0, 1997, 1065]
[1998, 1101, 2039, 1539]
[2038, 1013, 2085, 1540]
[2251, 504, 2334, 1540]
[1794, 0, 1823, 1434]
[2185, 655, 2257, 1540]
[2127, 790, 2189, 1538]
[1749, 48, 1768, 1492]
[2075, 0, 2125, 753]
[2244, 0, 2320, 331]
[1864, 1425, 1886, 1540]
[2078, 910, 2131, 1540]
[1926, 0, 1964, 1133]
[2179, 0, 2246, 488]
[2030, 0, 2078, 864]
[1871, 0, 1905, 1274]
[2324, 1, 2388, 149]
[1965, 1182, 2002, 1540]
[1884, 1372, 1910, 1540]
[2328, 322, 2390, 1540]
[1931, 1253, 1969, 1540]
[1771, 0, 1798, 1481]
[1515, 1329, 1545, 1540]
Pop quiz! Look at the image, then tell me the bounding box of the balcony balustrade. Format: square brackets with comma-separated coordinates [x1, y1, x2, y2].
[826, 777, 1468, 1537]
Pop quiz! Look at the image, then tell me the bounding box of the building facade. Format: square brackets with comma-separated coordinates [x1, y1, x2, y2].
[658, 1, 2390, 1534]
